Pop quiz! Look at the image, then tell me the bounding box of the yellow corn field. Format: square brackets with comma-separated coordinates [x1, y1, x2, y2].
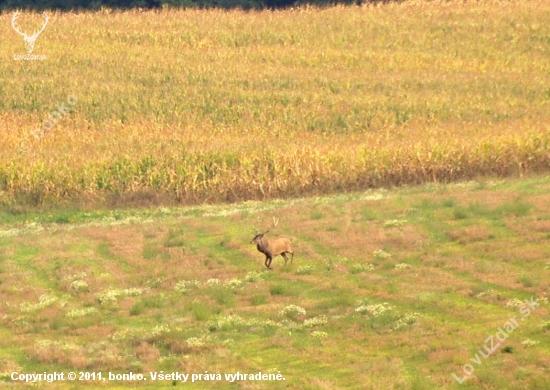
[1, 1, 550, 208]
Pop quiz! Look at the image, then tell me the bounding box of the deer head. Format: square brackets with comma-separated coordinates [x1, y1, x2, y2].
[251, 217, 279, 244]
[12, 12, 49, 54]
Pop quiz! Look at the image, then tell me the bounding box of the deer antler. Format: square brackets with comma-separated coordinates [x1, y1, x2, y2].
[263, 217, 279, 235]
[254, 215, 261, 235]
[254, 216, 279, 236]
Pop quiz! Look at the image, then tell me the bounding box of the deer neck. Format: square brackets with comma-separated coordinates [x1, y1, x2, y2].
[256, 238, 269, 254]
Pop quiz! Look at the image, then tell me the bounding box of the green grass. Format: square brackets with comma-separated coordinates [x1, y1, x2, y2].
[250, 294, 268, 306]
[269, 284, 286, 296]
[190, 300, 215, 321]
[210, 287, 237, 308]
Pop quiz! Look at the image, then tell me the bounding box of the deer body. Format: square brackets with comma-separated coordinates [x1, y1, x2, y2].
[251, 234, 294, 269]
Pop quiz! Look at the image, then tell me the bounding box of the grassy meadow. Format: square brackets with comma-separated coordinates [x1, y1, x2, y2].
[0, 177, 550, 388]
[1, 1, 550, 209]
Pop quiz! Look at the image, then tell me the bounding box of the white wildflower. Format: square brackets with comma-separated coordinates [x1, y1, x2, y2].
[303, 315, 328, 328]
[373, 250, 391, 259]
[522, 339, 540, 348]
[279, 305, 307, 318]
[355, 303, 392, 317]
[311, 331, 328, 338]
[395, 263, 411, 270]
[384, 219, 407, 228]
[66, 307, 98, 318]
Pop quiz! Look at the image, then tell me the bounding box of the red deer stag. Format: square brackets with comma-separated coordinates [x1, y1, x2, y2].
[251, 217, 294, 270]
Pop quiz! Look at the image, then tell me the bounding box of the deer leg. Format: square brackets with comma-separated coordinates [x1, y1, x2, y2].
[281, 253, 289, 266]
[265, 256, 273, 269]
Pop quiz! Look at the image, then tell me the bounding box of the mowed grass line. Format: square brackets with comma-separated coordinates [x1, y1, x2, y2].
[0, 177, 549, 388]
[1, 1, 550, 209]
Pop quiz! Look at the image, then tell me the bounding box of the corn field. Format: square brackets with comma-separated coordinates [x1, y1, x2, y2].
[1, 1, 550, 208]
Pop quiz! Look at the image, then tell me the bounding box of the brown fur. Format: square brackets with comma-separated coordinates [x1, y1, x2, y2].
[251, 233, 294, 269]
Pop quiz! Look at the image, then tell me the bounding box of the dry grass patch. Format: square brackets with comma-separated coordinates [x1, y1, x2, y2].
[529, 219, 550, 233]
[135, 341, 161, 364]
[525, 193, 550, 212]
[428, 348, 461, 366]
[498, 246, 549, 263]
[448, 225, 494, 244]
[452, 190, 515, 209]
[382, 225, 426, 251]
[102, 226, 147, 262]
[31, 342, 90, 369]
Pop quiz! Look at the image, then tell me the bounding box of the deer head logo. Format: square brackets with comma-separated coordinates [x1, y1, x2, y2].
[12, 12, 49, 54]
